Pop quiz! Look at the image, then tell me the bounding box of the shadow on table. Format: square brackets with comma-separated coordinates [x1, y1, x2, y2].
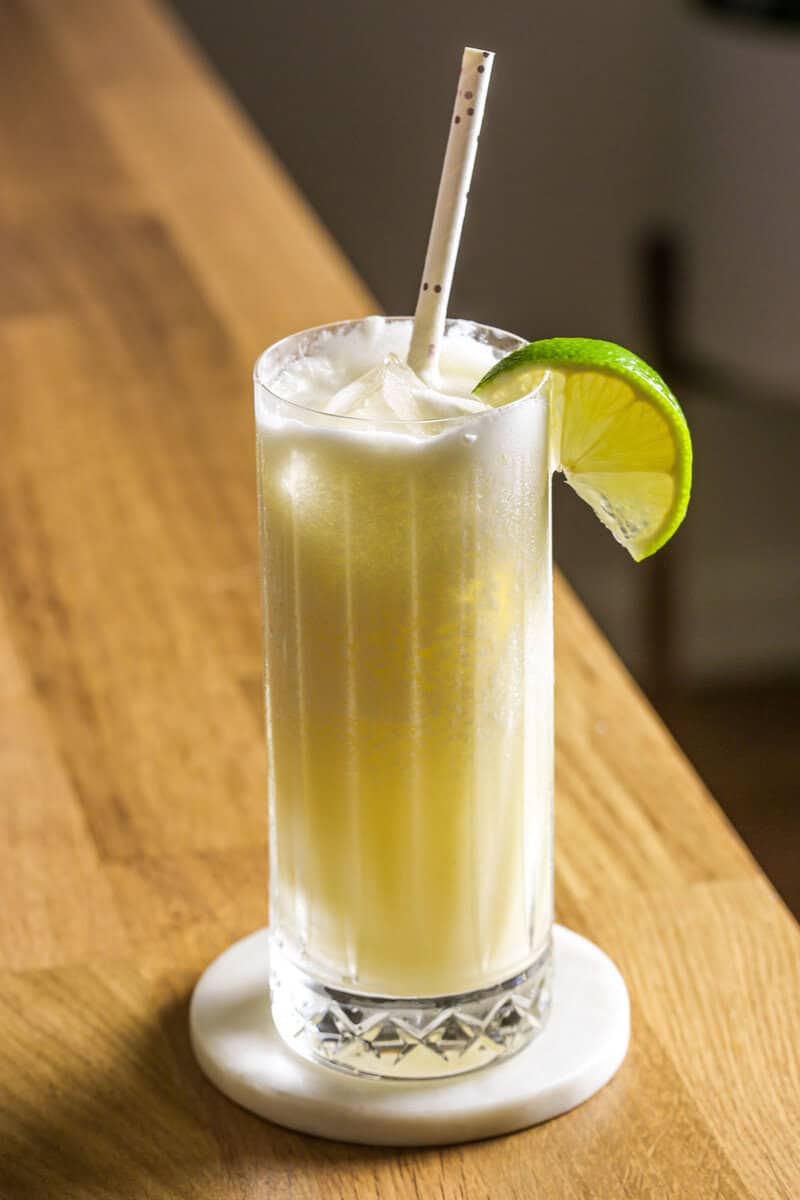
[1, 985, 428, 1199]
[4, 977, 753, 1197]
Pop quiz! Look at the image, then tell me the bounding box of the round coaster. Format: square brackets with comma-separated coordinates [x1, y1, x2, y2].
[190, 925, 629, 1146]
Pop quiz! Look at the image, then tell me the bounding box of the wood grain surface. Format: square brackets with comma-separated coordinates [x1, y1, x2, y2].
[1, 1, 798, 1196]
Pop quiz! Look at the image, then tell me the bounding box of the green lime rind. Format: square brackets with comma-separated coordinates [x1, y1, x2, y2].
[474, 337, 692, 561]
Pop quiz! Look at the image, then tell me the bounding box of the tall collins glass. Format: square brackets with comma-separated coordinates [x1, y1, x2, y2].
[254, 316, 553, 1079]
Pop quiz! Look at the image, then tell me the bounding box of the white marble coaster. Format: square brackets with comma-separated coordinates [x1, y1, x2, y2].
[190, 925, 629, 1146]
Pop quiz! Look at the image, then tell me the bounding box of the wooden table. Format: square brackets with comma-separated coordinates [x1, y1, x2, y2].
[1, 2, 798, 1196]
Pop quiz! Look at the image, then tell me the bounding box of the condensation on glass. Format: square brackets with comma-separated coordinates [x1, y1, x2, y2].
[255, 318, 553, 1078]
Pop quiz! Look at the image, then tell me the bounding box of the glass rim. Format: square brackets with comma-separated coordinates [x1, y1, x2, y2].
[253, 315, 534, 428]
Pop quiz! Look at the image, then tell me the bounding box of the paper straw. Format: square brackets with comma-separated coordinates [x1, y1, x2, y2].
[407, 47, 495, 385]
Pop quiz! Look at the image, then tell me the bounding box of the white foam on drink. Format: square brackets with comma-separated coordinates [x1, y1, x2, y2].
[268, 317, 499, 427]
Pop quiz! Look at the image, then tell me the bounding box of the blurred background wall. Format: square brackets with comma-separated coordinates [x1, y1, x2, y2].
[167, 0, 800, 908]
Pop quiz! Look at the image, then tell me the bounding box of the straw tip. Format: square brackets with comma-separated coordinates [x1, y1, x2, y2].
[464, 46, 495, 62]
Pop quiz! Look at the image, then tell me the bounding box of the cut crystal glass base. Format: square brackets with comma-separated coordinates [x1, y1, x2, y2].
[270, 939, 553, 1080]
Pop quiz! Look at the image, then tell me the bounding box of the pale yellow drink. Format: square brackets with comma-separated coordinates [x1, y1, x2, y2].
[255, 318, 553, 1007]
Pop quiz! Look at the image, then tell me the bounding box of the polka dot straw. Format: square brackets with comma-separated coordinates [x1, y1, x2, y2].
[407, 47, 495, 385]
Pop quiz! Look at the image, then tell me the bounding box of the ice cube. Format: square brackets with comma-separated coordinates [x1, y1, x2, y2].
[324, 361, 384, 416]
[326, 354, 422, 419]
[326, 354, 493, 425]
[380, 356, 428, 419]
[414, 386, 490, 419]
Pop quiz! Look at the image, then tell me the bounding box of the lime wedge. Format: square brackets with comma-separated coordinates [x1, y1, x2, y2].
[474, 337, 692, 561]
